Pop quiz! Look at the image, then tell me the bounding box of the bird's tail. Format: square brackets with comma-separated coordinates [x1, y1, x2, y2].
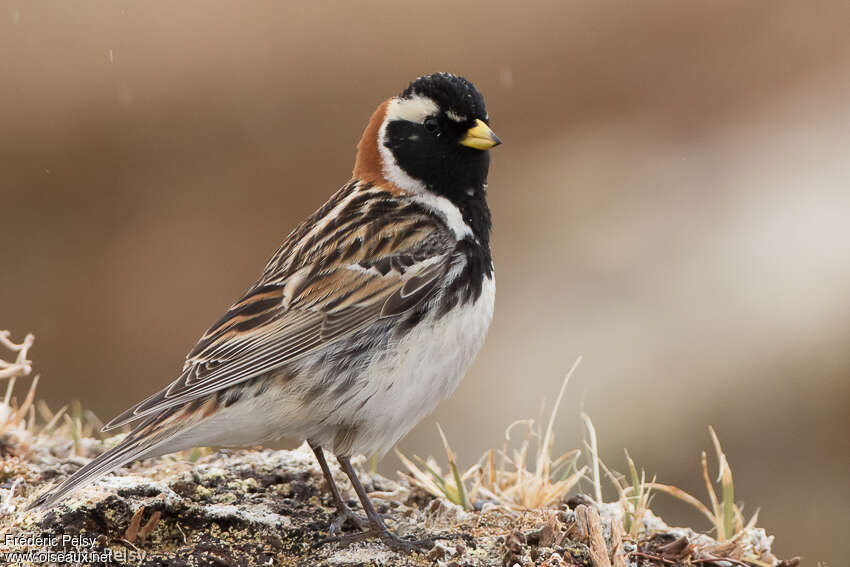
[28, 410, 186, 511]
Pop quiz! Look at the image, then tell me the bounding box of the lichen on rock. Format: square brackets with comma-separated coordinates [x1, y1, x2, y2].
[2, 439, 790, 567]
[2, 440, 517, 566]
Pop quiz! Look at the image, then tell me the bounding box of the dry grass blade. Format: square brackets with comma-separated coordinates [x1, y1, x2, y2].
[3, 376, 14, 407]
[581, 412, 602, 503]
[642, 482, 716, 523]
[597, 445, 656, 537]
[709, 426, 739, 539]
[39, 405, 68, 436]
[437, 424, 470, 510]
[486, 449, 496, 491]
[63, 414, 83, 456]
[16, 374, 40, 426]
[35, 399, 53, 423]
[597, 453, 627, 502]
[745, 508, 761, 530]
[626, 450, 641, 533]
[625, 459, 655, 536]
[396, 450, 444, 498]
[395, 444, 478, 509]
[538, 356, 581, 478]
[701, 450, 721, 528]
[83, 409, 105, 438]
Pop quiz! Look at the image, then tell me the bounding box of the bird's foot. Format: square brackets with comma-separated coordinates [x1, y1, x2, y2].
[315, 525, 438, 555]
[327, 503, 393, 536]
[328, 503, 369, 535]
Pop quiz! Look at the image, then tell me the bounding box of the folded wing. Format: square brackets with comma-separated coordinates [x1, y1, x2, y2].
[103, 227, 451, 431]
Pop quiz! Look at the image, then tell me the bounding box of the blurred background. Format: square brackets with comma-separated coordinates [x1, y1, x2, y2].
[2, 1, 848, 563]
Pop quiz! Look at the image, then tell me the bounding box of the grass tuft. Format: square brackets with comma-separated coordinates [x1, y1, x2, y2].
[398, 359, 774, 565]
[399, 357, 587, 510]
[639, 426, 754, 541]
[395, 432, 478, 510]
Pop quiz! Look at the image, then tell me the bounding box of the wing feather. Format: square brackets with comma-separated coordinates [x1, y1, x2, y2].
[103, 236, 449, 431]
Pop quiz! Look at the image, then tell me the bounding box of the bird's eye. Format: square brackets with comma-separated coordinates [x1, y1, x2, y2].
[423, 117, 441, 135]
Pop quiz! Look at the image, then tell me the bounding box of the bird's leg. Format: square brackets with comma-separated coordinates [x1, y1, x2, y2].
[309, 442, 368, 534]
[314, 454, 436, 554]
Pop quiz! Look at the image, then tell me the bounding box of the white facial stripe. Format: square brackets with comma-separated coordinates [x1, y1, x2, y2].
[446, 110, 467, 123]
[377, 96, 429, 193]
[410, 192, 473, 240]
[384, 95, 438, 124]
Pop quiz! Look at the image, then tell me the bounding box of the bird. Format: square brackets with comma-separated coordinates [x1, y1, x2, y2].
[29, 72, 501, 554]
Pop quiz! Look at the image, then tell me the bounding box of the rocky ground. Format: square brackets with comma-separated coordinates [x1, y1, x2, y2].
[2, 441, 574, 566]
[0, 437, 793, 567]
[0, 335, 796, 566]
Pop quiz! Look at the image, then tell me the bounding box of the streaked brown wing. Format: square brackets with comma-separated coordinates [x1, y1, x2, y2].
[102, 252, 448, 430]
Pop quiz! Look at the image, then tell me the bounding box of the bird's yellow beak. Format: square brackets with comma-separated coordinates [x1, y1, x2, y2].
[459, 119, 502, 150]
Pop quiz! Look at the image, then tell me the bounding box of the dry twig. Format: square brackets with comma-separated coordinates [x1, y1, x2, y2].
[124, 506, 145, 543]
[0, 331, 34, 380]
[575, 504, 612, 567]
[140, 510, 162, 543]
[610, 515, 628, 567]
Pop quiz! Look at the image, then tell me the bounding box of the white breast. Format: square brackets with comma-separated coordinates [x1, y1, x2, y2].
[345, 274, 495, 456]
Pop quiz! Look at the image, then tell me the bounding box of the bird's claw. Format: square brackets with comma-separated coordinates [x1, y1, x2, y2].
[315, 527, 437, 554]
[328, 506, 369, 535]
[327, 505, 393, 536]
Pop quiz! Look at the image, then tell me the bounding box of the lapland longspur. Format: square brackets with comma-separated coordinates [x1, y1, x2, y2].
[30, 72, 501, 553]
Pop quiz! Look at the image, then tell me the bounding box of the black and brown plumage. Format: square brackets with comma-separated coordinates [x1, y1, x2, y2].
[29, 72, 501, 554]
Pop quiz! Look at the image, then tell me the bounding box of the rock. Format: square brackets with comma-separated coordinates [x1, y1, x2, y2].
[0, 418, 791, 567]
[1, 443, 549, 566]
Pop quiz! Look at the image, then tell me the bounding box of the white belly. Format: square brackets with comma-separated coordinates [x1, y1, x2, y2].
[344, 275, 495, 456]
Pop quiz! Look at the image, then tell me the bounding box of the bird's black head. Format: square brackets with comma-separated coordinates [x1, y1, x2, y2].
[381, 73, 500, 197]
[352, 73, 500, 245]
[352, 73, 500, 246]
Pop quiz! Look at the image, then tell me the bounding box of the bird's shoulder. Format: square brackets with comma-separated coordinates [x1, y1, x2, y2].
[181, 179, 465, 371]
[258, 179, 461, 287]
